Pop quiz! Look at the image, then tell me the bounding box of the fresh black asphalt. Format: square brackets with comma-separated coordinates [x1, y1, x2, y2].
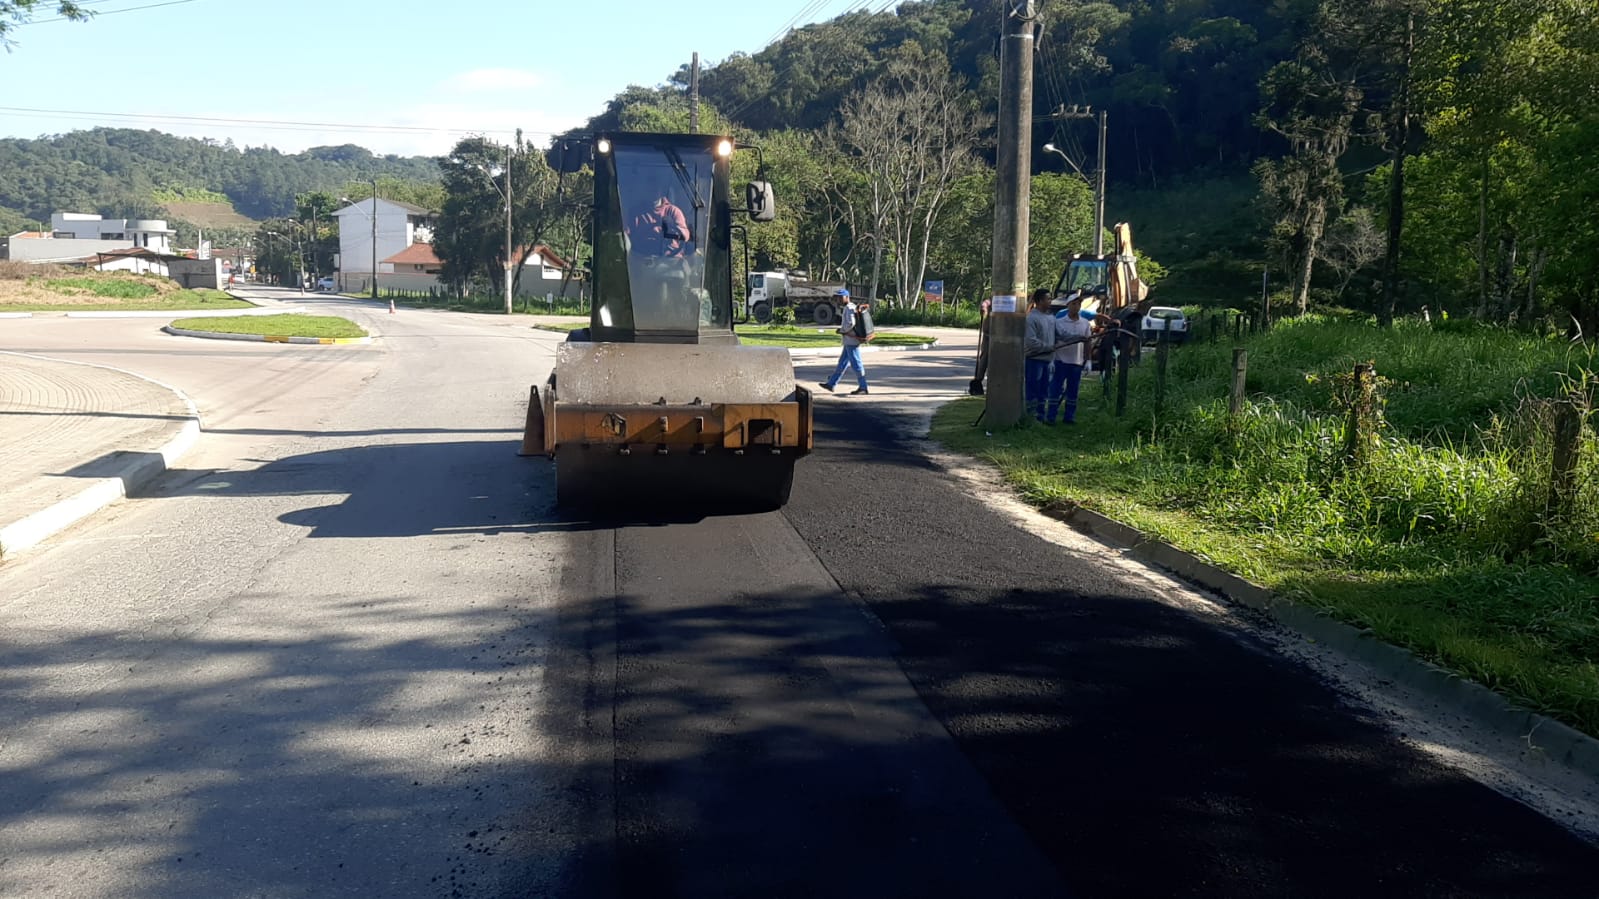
[549, 400, 1599, 898]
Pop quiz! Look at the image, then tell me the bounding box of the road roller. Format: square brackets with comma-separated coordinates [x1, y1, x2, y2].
[521, 132, 813, 510]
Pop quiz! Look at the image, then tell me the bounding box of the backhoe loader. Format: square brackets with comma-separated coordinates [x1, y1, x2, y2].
[521, 132, 812, 510]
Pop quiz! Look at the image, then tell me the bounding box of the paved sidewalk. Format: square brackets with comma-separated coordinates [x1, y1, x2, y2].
[0, 351, 197, 558]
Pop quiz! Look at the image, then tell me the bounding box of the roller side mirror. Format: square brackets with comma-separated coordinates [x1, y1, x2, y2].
[745, 181, 775, 222]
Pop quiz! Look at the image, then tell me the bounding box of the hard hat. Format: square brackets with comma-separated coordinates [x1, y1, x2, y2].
[836, 288, 850, 297]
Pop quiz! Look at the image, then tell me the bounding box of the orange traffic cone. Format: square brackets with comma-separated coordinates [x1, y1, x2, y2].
[388, 299, 396, 314]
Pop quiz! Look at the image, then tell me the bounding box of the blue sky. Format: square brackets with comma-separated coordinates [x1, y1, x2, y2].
[1, 0, 875, 156]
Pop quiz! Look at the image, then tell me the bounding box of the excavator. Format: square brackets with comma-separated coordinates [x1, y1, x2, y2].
[521, 132, 812, 510]
[1050, 222, 1150, 316]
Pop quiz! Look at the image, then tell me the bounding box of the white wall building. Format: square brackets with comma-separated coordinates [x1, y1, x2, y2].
[50, 212, 175, 253]
[332, 198, 434, 281]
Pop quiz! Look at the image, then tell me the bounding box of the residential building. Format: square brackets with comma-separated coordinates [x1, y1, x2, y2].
[369, 242, 579, 298]
[50, 213, 175, 253]
[331, 198, 434, 290]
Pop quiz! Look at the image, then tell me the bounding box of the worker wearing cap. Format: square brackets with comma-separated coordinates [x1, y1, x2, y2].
[818, 288, 871, 395]
[1047, 291, 1094, 424]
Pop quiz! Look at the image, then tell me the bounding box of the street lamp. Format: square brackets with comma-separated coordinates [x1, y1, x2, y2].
[1041, 142, 1088, 180]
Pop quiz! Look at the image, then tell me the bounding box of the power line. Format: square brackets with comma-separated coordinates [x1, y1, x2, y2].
[760, 0, 834, 50]
[34, 0, 203, 23]
[0, 105, 541, 139]
[722, 0, 887, 124]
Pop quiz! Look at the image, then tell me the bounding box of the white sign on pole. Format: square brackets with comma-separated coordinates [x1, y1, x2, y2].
[990, 295, 1017, 313]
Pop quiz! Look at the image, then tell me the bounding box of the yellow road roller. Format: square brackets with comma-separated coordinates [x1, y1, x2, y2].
[521, 132, 813, 510]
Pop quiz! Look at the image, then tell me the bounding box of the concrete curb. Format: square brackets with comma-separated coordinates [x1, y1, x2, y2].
[162, 325, 372, 345]
[0, 353, 201, 560]
[1040, 499, 1599, 782]
[2, 307, 304, 319]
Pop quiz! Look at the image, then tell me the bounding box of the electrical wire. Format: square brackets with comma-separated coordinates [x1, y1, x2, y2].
[721, 0, 885, 125]
[32, 0, 202, 23]
[0, 105, 539, 139]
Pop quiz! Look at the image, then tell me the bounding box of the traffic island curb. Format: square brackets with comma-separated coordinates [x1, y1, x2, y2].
[0, 357, 201, 560]
[1040, 499, 1599, 784]
[162, 325, 372, 345]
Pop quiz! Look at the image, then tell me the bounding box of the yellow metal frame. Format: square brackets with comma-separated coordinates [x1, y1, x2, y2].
[522, 382, 813, 457]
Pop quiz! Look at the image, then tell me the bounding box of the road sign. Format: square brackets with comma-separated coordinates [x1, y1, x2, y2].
[924, 280, 945, 304]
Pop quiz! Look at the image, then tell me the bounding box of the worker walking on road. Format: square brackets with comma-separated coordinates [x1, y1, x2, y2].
[818, 289, 872, 395]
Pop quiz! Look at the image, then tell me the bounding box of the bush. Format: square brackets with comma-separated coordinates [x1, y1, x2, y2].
[770, 305, 794, 326]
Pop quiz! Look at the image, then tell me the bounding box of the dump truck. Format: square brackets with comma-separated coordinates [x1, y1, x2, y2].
[746, 271, 850, 325]
[522, 132, 812, 510]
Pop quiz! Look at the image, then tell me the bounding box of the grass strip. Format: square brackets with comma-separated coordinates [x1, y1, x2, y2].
[169, 314, 367, 339]
[5, 288, 252, 312]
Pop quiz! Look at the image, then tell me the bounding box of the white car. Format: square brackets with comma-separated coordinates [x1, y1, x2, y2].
[315, 277, 336, 292]
[1141, 306, 1189, 343]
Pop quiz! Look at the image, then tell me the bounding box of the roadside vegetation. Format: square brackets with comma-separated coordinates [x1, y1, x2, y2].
[169, 314, 367, 339]
[0, 263, 250, 312]
[934, 317, 1599, 737]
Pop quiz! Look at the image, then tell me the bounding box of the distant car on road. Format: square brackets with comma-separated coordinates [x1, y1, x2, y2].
[1141, 306, 1189, 344]
[315, 277, 336, 292]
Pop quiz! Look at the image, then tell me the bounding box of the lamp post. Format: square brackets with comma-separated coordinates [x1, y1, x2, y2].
[1040, 109, 1107, 256]
[370, 179, 379, 300]
[489, 144, 513, 316]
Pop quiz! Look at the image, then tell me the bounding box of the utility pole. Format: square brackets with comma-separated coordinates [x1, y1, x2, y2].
[504, 142, 514, 316]
[1094, 110, 1107, 256]
[1042, 105, 1108, 256]
[689, 51, 700, 134]
[370, 179, 379, 301]
[983, 0, 1036, 429]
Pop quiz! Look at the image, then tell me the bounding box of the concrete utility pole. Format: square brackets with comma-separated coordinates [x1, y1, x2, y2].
[690, 51, 700, 133]
[984, 0, 1036, 428]
[370, 179, 379, 301]
[1094, 110, 1107, 256]
[504, 142, 514, 316]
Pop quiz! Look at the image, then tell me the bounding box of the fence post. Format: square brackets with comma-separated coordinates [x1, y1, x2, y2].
[1233, 312, 1243, 342]
[1547, 399, 1584, 521]
[1154, 337, 1170, 421]
[1343, 363, 1376, 465]
[1116, 342, 1131, 417]
[1229, 348, 1248, 417]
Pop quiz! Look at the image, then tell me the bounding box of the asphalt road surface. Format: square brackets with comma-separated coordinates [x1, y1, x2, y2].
[2, 293, 1596, 898]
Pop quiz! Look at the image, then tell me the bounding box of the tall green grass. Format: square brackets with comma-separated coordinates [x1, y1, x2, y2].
[934, 316, 1599, 734]
[45, 276, 160, 299]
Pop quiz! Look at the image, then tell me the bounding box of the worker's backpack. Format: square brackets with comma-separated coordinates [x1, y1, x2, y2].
[852, 307, 876, 339]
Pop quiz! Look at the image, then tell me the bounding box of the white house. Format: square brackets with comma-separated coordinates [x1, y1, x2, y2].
[361, 241, 578, 298]
[332, 198, 434, 291]
[50, 213, 174, 253]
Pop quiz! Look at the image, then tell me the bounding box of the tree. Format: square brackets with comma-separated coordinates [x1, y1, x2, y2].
[435, 135, 564, 300]
[1, 1, 87, 47]
[837, 57, 990, 308]
[1317, 206, 1385, 301]
[1254, 41, 1362, 315]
